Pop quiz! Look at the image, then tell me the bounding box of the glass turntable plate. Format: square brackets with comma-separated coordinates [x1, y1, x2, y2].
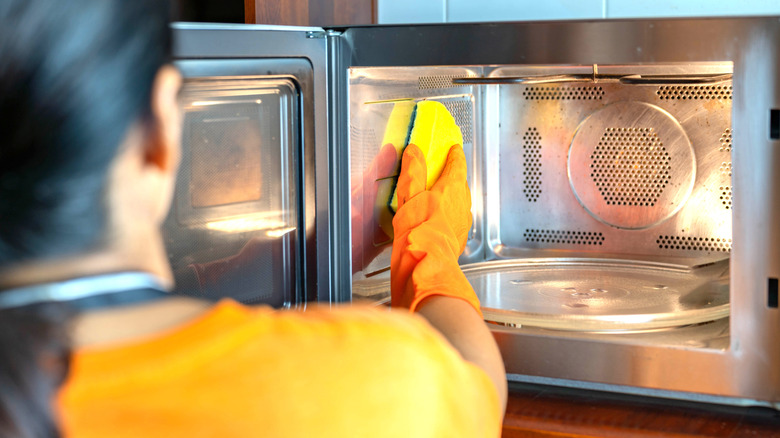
[465, 258, 729, 332]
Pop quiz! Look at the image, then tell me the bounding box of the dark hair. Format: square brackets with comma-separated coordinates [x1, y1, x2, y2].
[0, 0, 172, 263]
[0, 0, 172, 436]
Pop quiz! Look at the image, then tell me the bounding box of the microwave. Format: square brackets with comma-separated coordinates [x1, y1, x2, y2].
[166, 18, 780, 409]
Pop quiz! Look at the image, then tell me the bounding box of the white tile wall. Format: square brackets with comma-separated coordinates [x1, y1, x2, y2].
[377, 0, 780, 24]
[377, 0, 445, 24]
[447, 0, 604, 22]
[608, 0, 780, 18]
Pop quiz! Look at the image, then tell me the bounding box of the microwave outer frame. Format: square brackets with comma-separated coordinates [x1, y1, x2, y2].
[173, 19, 780, 408]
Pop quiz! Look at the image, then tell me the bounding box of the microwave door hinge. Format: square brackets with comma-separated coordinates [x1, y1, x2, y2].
[306, 30, 343, 39]
[305, 30, 327, 39]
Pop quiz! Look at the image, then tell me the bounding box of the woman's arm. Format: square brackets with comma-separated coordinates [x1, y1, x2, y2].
[417, 296, 507, 410]
[391, 144, 507, 412]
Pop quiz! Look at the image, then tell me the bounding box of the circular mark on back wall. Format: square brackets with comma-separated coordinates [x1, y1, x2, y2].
[568, 102, 696, 230]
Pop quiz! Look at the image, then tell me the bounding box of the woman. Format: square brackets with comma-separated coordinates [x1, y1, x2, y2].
[0, 0, 506, 437]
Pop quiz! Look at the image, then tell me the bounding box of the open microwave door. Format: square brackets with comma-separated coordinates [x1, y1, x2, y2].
[167, 24, 331, 307]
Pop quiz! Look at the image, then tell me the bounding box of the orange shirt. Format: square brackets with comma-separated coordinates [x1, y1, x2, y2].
[58, 300, 501, 437]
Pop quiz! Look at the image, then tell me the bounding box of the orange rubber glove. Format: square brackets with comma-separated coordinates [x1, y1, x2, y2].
[390, 144, 481, 316]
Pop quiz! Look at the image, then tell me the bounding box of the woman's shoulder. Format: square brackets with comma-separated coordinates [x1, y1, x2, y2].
[61, 299, 501, 438]
[223, 299, 460, 359]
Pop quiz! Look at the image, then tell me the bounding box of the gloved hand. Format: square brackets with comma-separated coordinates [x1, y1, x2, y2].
[390, 143, 481, 316]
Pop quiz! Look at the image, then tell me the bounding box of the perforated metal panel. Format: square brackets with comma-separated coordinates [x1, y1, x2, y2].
[490, 64, 732, 259]
[720, 186, 733, 209]
[568, 101, 696, 230]
[418, 74, 476, 90]
[720, 161, 732, 177]
[349, 125, 377, 172]
[720, 128, 732, 151]
[657, 84, 733, 100]
[442, 100, 474, 144]
[524, 229, 605, 246]
[657, 235, 732, 252]
[522, 127, 542, 202]
[522, 86, 605, 100]
[591, 127, 671, 207]
[349, 125, 377, 150]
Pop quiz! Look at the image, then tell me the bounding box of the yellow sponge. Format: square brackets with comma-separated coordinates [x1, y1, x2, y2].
[388, 100, 464, 212]
[381, 100, 416, 157]
[375, 101, 415, 239]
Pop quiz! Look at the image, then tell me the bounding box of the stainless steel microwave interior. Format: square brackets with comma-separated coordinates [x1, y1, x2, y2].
[169, 19, 780, 409]
[351, 61, 735, 331]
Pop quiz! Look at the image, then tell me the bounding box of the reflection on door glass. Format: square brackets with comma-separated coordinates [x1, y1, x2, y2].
[189, 105, 264, 208]
[164, 78, 299, 308]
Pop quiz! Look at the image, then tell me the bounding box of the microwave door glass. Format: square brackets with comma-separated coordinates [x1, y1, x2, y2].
[165, 78, 299, 307]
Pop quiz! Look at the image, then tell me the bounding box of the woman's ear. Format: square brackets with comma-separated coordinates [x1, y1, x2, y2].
[147, 64, 182, 172]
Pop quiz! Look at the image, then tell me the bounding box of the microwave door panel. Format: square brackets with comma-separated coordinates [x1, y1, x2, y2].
[169, 24, 331, 306]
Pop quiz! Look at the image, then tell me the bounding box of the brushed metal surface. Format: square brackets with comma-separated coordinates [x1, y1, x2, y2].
[568, 101, 696, 230]
[488, 64, 731, 261]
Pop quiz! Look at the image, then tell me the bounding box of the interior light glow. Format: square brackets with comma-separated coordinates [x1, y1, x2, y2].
[597, 314, 657, 324]
[190, 99, 262, 107]
[191, 101, 225, 107]
[266, 227, 296, 238]
[206, 216, 287, 233]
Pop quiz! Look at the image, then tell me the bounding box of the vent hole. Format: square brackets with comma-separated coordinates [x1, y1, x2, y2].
[524, 229, 605, 246]
[523, 86, 605, 100]
[441, 100, 474, 144]
[771, 109, 780, 140]
[590, 127, 671, 206]
[657, 235, 732, 252]
[657, 85, 732, 100]
[719, 186, 732, 209]
[522, 127, 543, 202]
[349, 126, 377, 172]
[719, 128, 732, 152]
[418, 75, 473, 90]
[770, 278, 779, 308]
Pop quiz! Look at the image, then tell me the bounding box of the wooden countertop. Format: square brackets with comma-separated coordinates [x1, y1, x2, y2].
[502, 382, 780, 437]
